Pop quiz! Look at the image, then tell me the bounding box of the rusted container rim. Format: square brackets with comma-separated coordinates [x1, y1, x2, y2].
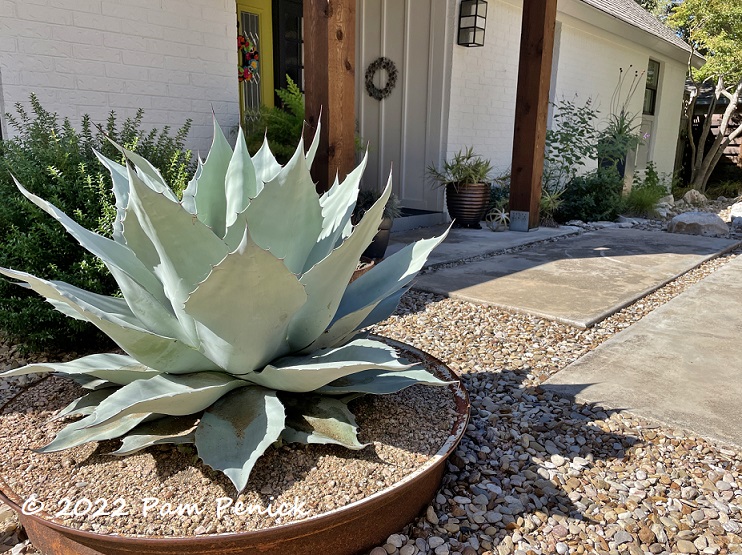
[0, 337, 470, 547]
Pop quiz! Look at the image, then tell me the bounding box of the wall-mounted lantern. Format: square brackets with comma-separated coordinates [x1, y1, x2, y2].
[457, 0, 487, 47]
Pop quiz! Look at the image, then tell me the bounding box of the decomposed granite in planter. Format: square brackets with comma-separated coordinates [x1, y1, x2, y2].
[0, 339, 469, 555]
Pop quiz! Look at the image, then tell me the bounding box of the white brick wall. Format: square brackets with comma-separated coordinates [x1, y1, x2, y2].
[447, 0, 688, 178]
[0, 0, 239, 152]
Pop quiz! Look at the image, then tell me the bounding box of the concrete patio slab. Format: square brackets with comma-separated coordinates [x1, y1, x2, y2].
[412, 228, 740, 328]
[543, 254, 742, 448]
[387, 224, 579, 268]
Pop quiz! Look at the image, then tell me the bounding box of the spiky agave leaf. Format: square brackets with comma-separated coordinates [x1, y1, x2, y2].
[0, 119, 451, 493]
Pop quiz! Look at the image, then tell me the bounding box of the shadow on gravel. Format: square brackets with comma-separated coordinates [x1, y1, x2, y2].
[428, 367, 639, 551]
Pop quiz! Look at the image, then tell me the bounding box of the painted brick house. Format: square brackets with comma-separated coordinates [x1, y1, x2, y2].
[0, 0, 697, 217]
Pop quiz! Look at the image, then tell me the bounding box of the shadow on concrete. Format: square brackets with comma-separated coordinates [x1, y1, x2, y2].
[410, 228, 740, 328]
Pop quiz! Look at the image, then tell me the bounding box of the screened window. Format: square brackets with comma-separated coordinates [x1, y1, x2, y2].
[643, 59, 660, 115]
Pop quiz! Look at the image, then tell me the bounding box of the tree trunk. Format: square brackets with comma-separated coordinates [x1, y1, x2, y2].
[688, 78, 742, 192]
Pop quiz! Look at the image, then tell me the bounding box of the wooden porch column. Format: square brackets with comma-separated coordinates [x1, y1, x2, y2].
[508, 0, 558, 230]
[303, 0, 356, 193]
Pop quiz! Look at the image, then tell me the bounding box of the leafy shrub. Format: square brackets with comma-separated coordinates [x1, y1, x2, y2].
[245, 76, 304, 164]
[543, 96, 600, 194]
[622, 162, 668, 216]
[0, 95, 193, 353]
[556, 168, 624, 223]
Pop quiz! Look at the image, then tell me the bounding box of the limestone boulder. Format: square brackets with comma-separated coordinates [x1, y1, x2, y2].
[667, 212, 728, 236]
[682, 189, 708, 206]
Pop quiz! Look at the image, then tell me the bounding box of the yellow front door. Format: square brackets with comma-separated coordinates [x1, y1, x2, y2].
[236, 0, 275, 124]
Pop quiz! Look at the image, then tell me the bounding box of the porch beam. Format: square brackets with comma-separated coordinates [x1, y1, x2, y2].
[508, 0, 558, 230]
[303, 0, 356, 193]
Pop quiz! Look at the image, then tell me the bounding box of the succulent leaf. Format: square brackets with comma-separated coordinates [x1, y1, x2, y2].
[0, 267, 217, 373]
[112, 415, 198, 456]
[304, 150, 367, 270]
[281, 394, 366, 449]
[0, 353, 159, 385]
[243, 139, 323, 274]
[287, 177, 389, 350]
[334, 230, 450, 323]
[84, 372, 246, 427]
[125, 165, 229, 343]
[37, 412, 153, 453]
[92, 151, 130, 244]
[193, 117, 233, 238]
[10, 177, 166, 302]
[184, 230, 307, 373]
[51, 389, 117, 422]
[317, 368, 450, 395]
[251, 135, 283, 184]
[196, 386, 285, 493]
[247, 338, 412, 393]
[225, 127, 260, 229]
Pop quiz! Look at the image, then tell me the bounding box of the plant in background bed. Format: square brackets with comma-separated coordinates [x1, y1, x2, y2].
[245, 75, 305, 164]
[598, 67, 644, 177]
[556, 168, 624, 223]
[623, 161, 668, 217]
[0, 95, 193, 353]
[0, 119, 449, 493]
[427, 147, 493, 228]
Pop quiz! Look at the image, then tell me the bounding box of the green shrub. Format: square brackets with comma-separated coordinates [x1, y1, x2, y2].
[556, 168, 624, 223]
[622, 162, 667, 217]
[245, 76, 304, 164]
[0, 95, 193, 353]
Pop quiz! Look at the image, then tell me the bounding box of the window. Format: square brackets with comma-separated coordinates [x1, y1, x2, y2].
[643, 59, 660, 115]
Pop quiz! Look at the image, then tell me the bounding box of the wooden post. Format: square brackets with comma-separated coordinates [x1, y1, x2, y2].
[508, 0, 558, 230]
[303, 0, 356, 193]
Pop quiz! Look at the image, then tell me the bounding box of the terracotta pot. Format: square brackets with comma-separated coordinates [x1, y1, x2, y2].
[0, 340, 469, 555]
[445, 182, 490, 228]
[362, 216, 394, 260]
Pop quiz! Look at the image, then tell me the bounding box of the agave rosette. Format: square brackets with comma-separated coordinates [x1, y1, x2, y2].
[0, 119, 449, 492]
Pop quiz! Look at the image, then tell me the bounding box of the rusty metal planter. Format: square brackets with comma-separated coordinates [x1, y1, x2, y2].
[0, 339, 469, 555]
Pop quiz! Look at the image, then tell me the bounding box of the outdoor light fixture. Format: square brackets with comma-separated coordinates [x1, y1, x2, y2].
[458, 0, 487, 47]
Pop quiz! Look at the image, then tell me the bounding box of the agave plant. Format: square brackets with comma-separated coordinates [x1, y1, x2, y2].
[0, 119, 449, 493]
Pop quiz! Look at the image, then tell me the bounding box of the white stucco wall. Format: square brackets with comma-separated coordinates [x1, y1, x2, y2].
[446, 0, 689, 179]
[0, 0, 239, 152]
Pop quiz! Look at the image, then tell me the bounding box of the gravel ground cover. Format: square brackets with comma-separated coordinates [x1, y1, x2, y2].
[2, 204, 742, 554]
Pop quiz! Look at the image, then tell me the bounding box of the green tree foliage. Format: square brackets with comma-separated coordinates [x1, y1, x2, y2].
[0, 95, 193, 353]
[668, 0, 742, 83]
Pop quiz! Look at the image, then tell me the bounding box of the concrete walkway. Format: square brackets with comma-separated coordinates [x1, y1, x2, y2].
[410, 228, 740, 327]
[544, 253, 742, 448]
[392, 223, 742, 447]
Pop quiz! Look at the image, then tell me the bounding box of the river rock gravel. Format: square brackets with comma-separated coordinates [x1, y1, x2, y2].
[2, 219, 742, 553]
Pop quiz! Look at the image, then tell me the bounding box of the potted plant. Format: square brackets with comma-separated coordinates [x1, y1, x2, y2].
[0, 119, 469, 554]
[427, 147, 493, 228]
[353, 188, 402, 260]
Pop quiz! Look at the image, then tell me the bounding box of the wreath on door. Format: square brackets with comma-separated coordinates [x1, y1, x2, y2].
[238, 34, 259, 83]
[365, 57, 398, 101]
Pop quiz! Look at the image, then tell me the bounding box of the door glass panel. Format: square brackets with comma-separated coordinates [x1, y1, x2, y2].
[239, 11, 262, 123]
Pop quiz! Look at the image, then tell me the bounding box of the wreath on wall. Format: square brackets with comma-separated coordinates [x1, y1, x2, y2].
[365, 57, 398, 101]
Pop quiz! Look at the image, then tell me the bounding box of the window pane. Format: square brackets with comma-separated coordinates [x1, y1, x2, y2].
[643, 89, 656, 115]
[646, 60, 660, 89]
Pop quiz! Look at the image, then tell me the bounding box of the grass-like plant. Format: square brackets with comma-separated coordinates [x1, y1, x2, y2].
[0, 120, 449, 493]
[426, 147, 493, 191]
